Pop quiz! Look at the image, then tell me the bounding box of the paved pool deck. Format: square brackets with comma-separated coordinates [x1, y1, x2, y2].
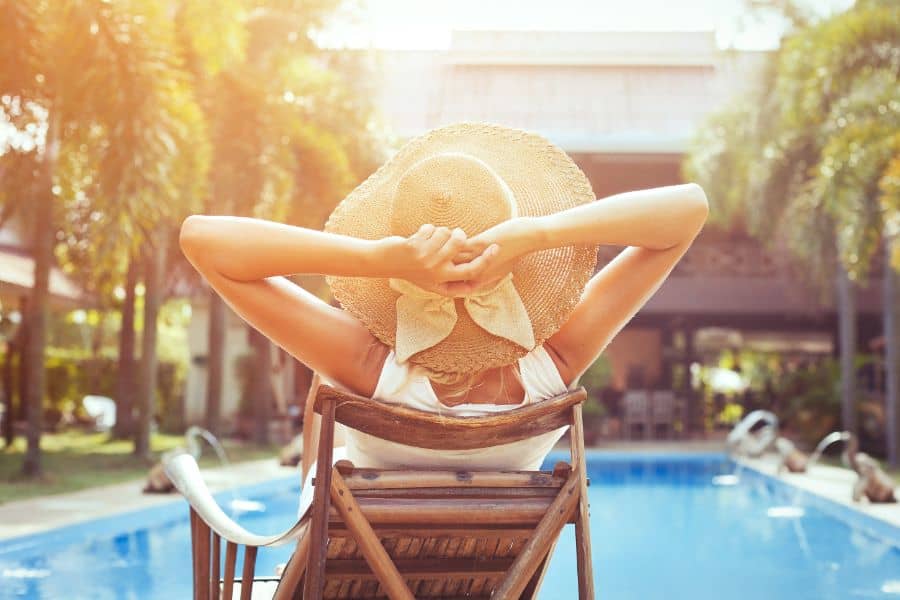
[738, 454, 900, 530]
[0, 459, 297, 541]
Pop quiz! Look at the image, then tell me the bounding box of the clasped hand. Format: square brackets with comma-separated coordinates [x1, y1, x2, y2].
[384, 221, 530, 297]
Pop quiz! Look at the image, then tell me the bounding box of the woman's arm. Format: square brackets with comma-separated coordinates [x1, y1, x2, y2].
[465, 183, 709, 383]
[533, 183, 707, 249]
[461, 183, 707, 272]
[180, 217, 495, 395]
[180, 216, 492, 285]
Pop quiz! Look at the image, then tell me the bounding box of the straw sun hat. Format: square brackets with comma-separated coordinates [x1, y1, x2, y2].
[325, 122, 598, 378]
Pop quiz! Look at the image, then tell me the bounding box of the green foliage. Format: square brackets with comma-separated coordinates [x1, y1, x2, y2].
[2, 0, 383, 297]
[578, 356, 612, 417]
[0, 0, 212, 306]
[180, 2, 382, 233]
[778, 358, 844, 446]
[878, 151, 900, 265]
[175, 0, 247, 77]
[685, 0, 900, 291]
[0, 0, 43, 100]
[1, 348, 184, 430]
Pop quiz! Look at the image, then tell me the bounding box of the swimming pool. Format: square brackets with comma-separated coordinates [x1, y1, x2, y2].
[2, 453, 899, 599]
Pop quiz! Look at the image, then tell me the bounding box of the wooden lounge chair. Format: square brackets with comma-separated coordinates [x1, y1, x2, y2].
[167, 385, 595, 599]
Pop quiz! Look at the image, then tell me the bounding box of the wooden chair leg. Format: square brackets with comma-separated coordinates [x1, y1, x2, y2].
[330, 469, 415, 600]
[223, 542, 237, 599]
[191, 509, 201, 600]
[211, 533, 221, 600]
[273, 527, 310, 600]
[492, 472, 580, 599]
[240, 546, 257, 600]
[304, 396, 337, 600]
[520, 534, 560, 600]
[571, 404, 595, 600]
[192, 509, 212, 600]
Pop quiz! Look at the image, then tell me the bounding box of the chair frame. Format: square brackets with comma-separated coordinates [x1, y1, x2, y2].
[175, 385, 595, 600]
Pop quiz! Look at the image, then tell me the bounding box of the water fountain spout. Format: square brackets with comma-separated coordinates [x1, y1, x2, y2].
[159, 426, 265, 513]
[184, 426, 231, 467]
[726, 410, 778, 457]
[807, 431, 852, 467]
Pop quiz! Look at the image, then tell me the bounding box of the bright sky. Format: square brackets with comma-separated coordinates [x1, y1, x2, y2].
[319, 0, 855, 50]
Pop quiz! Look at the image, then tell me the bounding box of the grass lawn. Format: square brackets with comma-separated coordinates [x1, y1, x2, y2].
[0, 431, 280, 504]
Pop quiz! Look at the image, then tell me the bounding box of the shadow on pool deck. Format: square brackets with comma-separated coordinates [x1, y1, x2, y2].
[0, 459, 296, 541]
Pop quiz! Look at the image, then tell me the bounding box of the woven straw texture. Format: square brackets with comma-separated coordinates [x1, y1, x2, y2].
[325, 122, 598, 375]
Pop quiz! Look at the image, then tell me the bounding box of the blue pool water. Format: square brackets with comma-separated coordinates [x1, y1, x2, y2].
[2, 453, 899, 599]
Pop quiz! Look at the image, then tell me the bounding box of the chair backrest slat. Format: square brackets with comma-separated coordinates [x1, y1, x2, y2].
[313, 386, 586, 450]
[328, 496, 558, 527]
[340, 469, 566, 490]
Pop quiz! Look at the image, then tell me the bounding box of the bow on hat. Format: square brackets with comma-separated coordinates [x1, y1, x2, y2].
[388, 274, 536, 363]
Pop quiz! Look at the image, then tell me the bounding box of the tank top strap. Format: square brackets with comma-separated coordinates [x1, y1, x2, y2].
[517, 345, 570, 403]
[373, 350, 441, 410]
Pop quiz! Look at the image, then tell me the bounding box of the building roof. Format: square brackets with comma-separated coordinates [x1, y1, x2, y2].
[373, 30, 767, 153]
[0, 246, 84, 307]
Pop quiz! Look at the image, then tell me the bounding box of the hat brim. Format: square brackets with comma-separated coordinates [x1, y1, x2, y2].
[325, 122, 598, 376]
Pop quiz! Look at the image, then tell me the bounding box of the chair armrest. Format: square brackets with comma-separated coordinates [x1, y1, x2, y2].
[164, 454, 306, 548]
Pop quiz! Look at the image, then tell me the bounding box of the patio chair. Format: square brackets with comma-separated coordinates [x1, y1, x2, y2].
[649, 390, 676, 440]
[167, 384, 595, 599]
[622, 390, 650, 440]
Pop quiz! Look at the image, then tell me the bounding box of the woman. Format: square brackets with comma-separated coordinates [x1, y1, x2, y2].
[180, 123, 708, 480]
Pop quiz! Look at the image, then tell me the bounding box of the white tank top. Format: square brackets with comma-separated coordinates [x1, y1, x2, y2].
[344, 345, 575, 470]
[298, 345, 576, 516]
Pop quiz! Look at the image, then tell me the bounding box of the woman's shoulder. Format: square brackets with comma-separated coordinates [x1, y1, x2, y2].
[325, 340, 392, 397]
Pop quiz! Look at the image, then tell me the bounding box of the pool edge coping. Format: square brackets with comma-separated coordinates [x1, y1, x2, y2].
[736, 456, 900, 546]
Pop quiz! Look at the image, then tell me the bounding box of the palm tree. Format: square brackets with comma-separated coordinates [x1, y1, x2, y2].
[880, 158, 900, 465]
[0, 0, 208, 470]
[174, 0, 382, 441]
[685, 0, 900, 457]
[774, 0, 899, 458]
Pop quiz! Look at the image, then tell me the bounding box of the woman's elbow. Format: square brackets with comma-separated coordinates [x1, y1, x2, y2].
[179, 214, 210, 262]
[684, 183, 709, 232]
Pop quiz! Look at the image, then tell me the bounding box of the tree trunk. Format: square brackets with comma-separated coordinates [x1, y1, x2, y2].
[885, 236, 900, 467]
[248, 326, 272, 445]
[2, 328, 15, 448]
[2, 296, 25, 448]
[113, 258, 138, 439]
[682, 327, 696, 437]
[134, 231, 165, 460]
[16, 296, 28, 427]
[2, 341, 13, 448]
[836, 262, 858, 436]
[205, 290, 226, 435]
[22, 190, 52, 477]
